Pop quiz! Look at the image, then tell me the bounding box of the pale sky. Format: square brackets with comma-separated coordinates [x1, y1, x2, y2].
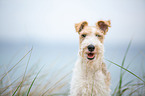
[0, 0, 145, 44]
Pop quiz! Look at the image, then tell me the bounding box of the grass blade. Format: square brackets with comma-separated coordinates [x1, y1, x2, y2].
[106, 59, 145, 83]
[112, 84, 119, 96]
[12, 81, 23, 96]
[122, 80, 134, 87]
[128, 86, 144, 96]
[0, 75, 22, 94]
[26, 64, 45, 96]
[0, 48, 33, 81]
[12, 47, 33, 96]
[118, 40, 132, 95]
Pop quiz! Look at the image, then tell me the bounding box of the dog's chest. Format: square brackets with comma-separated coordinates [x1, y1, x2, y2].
[79, 71, 108, 96]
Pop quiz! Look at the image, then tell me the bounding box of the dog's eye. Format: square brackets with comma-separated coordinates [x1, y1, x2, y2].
[96, 34, 101, 37]
[82, 34, 86, 38]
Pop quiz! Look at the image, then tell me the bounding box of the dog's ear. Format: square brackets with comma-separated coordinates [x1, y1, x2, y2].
[75, 21, 88, 33]
[96, 20, 111, 35]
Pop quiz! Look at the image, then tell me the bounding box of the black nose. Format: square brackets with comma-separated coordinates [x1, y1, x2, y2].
[88, 44, 95, 52]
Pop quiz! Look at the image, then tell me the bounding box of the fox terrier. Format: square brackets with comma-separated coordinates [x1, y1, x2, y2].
[70, 20, 111, 96]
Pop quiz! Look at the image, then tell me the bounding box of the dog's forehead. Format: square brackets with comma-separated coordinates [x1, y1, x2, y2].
[81, 26, 102, 34]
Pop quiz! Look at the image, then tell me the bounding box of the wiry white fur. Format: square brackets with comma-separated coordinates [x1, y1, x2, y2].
[70, 27, 111, 96]
[70, 57, 111, 96]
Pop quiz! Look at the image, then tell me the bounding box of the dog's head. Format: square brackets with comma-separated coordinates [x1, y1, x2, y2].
[75, 20, 111, 61]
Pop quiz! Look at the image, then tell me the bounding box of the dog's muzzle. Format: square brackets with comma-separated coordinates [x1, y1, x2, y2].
[87, 44, 95, 60]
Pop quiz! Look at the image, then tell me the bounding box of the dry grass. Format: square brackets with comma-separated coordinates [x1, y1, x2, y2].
[0, 47, 71, 96]
[0, 41, 145, 96]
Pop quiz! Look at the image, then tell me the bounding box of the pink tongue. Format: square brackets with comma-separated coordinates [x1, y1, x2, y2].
[88, 53, 94, 58]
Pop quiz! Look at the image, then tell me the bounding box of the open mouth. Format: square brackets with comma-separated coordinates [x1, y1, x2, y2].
[87, 53, 95, 60]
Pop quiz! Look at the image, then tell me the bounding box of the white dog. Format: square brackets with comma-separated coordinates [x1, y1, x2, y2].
[70, 20, 111, 96]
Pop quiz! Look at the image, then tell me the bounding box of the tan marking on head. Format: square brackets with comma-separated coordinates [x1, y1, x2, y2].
[79, 26, 105, 45]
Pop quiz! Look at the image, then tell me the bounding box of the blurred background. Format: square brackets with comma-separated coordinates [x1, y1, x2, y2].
[0, 0, 145, 95]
